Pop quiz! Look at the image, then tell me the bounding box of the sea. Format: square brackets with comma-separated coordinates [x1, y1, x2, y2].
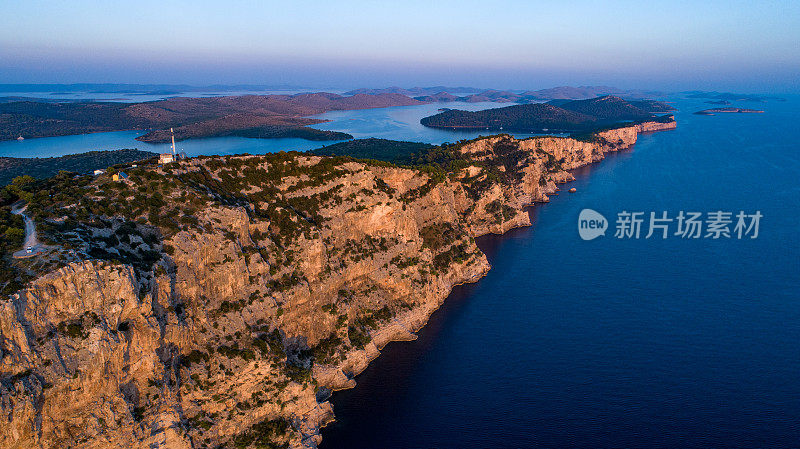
[3, 91, 799, 448]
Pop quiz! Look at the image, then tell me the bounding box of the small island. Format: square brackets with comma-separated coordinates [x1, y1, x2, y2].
[694, 107, 764, 115]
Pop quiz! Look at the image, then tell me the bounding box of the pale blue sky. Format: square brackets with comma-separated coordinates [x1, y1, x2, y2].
[1, 0, 798, 92]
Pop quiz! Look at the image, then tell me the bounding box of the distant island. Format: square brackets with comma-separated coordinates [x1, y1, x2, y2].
[349, 85, 668, 102]
[420, 96, 675, 133]
[694, 107, 765, 115]
[0, 93, 423, 142]
[0, 149, 156, 186]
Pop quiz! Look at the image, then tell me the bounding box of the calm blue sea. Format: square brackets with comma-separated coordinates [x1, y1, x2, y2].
[3, 94, 799, 448]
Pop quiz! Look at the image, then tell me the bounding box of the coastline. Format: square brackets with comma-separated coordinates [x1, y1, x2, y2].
[0, 119, 675, 449]
[303, 120, 677, 446]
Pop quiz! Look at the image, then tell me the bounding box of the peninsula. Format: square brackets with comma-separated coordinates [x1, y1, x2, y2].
[0, 117, 675, 448]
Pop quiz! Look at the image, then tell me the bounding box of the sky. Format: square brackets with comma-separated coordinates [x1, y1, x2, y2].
[1, 0, 798, 93]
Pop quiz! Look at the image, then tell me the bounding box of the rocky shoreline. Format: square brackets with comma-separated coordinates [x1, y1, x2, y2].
[299, 119, 677, 445]
[0, 119, 675, 449]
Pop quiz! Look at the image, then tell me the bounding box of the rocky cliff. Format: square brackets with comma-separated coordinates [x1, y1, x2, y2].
[0, 119, 674, 449]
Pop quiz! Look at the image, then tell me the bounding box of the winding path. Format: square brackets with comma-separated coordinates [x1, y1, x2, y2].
[11, 202, 46, 258]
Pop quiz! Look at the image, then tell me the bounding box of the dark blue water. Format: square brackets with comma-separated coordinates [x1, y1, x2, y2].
[320, 97, 800, 448]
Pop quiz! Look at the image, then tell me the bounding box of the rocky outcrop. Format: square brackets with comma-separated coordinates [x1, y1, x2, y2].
[0, 120, 674, 448]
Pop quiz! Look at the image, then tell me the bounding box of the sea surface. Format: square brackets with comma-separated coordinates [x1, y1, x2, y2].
[4, 93, 800, 447]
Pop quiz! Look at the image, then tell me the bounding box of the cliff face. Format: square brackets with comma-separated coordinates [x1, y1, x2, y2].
[0, 120, 674, 449]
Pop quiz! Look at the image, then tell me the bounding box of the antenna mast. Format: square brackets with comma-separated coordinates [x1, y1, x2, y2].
[170, 128, 176, 156]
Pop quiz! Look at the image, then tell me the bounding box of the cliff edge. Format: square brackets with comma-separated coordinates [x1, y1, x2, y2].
[0, 119, 675, 448]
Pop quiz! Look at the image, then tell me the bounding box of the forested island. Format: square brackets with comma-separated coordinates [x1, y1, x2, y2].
[694, 107, 764, 115]
[420, 96, 675, 133]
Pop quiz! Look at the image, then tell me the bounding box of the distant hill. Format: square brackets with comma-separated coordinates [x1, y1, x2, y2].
[344, 86, 481, 96]
[626, 99, 677, 113]
[420, 96, 672, 132]
[348, 85, 668, 103]
[0, 83, 306, 94]
[0, 149, 156, 186]
[311, 138, 433, 164]
[553, 96, 656, 121]
[522, 86, 666, 100]
[413, 92, 462, 102]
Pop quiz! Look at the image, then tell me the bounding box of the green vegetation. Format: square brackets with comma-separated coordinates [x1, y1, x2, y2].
[485, 199, 518, 224]
[347, 325, 371, 349]
[210, 126, 351, 141]
[420, 222, 461, 250]
[432, 242, 474, 271]
[626, 100, 676, 113]
[56, 312, 101, 339]
[252, 329, 286, 359]
[312, 333, 344, 364]
[0, 149, 157, 186]
[284, 362, 312, 384]
[217, 343, 256, 362]
[312, 138, 433, 163]
[550, 96, 654, 121]
[231, 418, 290, 449]
[180, 350, 210, 367]
[0, 177, 34, 293]
[421, 103, 597, 131]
